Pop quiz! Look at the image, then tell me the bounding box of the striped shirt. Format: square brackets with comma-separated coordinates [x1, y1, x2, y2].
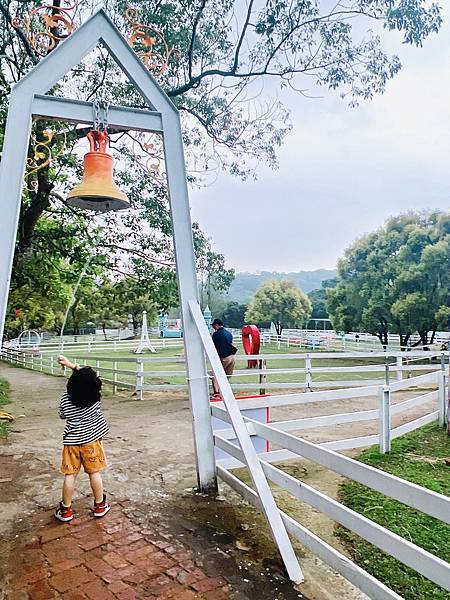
[59, 392, 109, 445]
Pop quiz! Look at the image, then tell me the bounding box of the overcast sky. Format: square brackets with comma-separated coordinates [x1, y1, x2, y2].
[189, 2, 450, 273]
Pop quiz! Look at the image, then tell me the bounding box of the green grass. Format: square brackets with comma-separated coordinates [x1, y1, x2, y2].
[338, 424, 450, 599]
[0, 377, 11, 437]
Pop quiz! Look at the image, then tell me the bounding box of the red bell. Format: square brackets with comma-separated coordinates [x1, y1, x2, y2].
[67, 130, 129, 212]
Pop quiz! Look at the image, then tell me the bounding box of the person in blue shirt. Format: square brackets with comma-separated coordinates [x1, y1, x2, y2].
[211, 318, 236, 396]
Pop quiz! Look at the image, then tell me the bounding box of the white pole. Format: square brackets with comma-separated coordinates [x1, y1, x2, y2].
[162, 110, 217, 494]
[379, 386, 391, 454]
[305, 355, 312, 391]
[396, 355, 403, 381]
[0, 93, 33, 343]
[113, 360, 118, 395]
[438, 356, 446, 427]
[136, 359, 144, 400]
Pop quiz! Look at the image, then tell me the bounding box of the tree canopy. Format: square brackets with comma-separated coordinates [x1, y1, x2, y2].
[327, 211, 450, 347]
[0, 0, 442, 337]
[246, 279, 311, 335]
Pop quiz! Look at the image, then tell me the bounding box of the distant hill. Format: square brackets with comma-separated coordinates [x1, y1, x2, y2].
[226, 269, 337, 303]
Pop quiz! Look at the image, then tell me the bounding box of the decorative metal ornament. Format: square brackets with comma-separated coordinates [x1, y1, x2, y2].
[25, 128, 66, 192]
[66, 130, 129, 212]
[12, 1, 78, 57]
[124, 7, 176, 76]
[130, 135, 166, 184]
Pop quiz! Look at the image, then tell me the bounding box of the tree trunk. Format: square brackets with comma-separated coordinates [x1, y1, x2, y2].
[414, 330, 430, 349]
[102, 323, 108, 341]
[275, 322, 283, 336]
[376, 331, 388, 349]
[399, 332, 411, 350]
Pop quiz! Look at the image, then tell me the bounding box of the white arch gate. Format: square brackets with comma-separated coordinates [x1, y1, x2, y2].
[0, 9, 302, 583]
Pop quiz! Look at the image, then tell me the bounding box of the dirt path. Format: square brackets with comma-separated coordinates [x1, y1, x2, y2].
[0, 364, 436, 599]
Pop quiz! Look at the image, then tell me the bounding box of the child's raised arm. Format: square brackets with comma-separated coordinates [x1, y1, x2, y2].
[58, 355, 79, 370]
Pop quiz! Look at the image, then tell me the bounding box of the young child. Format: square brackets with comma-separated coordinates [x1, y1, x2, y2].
[55, 355, 111, 522]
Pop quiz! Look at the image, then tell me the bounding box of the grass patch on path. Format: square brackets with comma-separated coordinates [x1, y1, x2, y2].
[339, 424, 450, 599]
[0, 377, 11, 437]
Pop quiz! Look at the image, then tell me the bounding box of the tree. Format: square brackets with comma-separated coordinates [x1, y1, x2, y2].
[0, 0, 442, 338]
[193, 223, 235, 308]
[327, 211, 450, 347]
[307, 278, 338, 325]
[221, 302, 248, 329]
[246, 280, 311, 335]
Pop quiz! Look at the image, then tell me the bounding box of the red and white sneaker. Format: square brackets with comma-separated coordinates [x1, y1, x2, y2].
[93, 493, 111, 518]
[54, 502, 74, 522]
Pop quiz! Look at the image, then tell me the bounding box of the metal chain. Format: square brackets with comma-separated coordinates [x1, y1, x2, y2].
[93, 99, 109, 131]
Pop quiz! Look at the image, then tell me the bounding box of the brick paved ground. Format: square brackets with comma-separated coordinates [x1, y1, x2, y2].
[4, 499, 232, 599]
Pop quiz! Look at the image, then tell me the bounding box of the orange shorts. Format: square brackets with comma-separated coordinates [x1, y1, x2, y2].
[61, 440, 107, 475]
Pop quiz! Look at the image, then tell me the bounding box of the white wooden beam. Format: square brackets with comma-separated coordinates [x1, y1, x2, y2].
[32, 95, 163, 132]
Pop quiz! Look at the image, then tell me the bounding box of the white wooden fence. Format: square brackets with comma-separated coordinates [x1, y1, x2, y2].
[1, 345, 448, 396]
[187, 304, 450, 597]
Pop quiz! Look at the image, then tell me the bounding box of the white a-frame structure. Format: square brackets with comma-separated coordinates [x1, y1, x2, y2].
[0, 10, 303, 582]
[0, 9, 216, 492]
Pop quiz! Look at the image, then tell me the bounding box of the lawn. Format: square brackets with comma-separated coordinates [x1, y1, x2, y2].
[0, 377, 11, 437]
[338, 424, 450, 599]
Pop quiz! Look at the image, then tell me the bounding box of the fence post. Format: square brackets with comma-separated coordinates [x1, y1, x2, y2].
[31, 354, 34, 371]
[95, 359, 100, 376]
[385, 362, 390, 385]
[136, 359, 144, 400]
[305, 354, 312, 391]
[88, 340, 91, 353]
[40, 353, 43, 372]
[396, 355, 403, 381]
[259, 358, 267, 396]
[438, 354, 446, 427]
[113, 361, 118, 395]
[50, 355, 54, 375]
[379, 385, 391, 454]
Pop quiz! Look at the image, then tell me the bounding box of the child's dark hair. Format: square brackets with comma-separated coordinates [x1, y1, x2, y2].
[67, 367, 102, 408]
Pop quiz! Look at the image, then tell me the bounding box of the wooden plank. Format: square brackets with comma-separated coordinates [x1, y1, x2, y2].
[390, 371, 438, 391]
[212, 384, 381, 411]
[391, 391, 438, 415]
[270, 409, 379, 432]
[321, 435, 379, 451]
[391, 411, 439, 439]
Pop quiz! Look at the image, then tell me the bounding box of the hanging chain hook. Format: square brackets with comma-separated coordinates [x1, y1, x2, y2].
[92, 99, 109, 131]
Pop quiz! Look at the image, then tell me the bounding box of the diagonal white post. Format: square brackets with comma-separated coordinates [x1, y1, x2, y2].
[189, 300, 304, 583]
